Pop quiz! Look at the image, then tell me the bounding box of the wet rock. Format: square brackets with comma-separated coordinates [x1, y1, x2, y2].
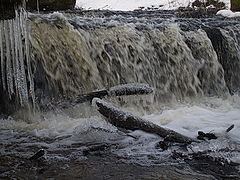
[29, 149, 45, 161]
[185, 152, 240, 180]
[197, 131, 217, 140]
[204, 26, 240, 94]
[27, 0, 76, 11]
[155, 140, 172, 150]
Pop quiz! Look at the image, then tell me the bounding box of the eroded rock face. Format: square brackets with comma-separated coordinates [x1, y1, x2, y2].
[27, 0, 76, 11]
[231, 0, 240, 11]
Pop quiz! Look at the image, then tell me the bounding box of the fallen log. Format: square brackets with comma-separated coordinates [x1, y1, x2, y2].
[93, 98, 196, 144]
[71, 83, 153, 104]
[50, 83, 153, 110]
[41, 83, 153, 111]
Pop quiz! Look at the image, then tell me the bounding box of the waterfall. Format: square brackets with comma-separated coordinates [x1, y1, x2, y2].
[0, 9, 35, 106]
[29, 13, 237, 104]
[1, 10, 240, 109]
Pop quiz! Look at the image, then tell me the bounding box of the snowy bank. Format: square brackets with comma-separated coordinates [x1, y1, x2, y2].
[76, 0, 230, 11]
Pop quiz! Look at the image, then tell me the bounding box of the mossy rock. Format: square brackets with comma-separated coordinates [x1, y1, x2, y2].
[231, 0, 240, 11]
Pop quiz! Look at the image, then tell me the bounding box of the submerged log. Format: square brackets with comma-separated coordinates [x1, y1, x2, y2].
[93, 98, 196, 144]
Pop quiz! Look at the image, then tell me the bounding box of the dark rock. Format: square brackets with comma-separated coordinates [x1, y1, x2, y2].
[177, 7, 221, 18]
[0, 0, 24, 20]
[197, 131, 217, 140]
[26, 0, 76, 11]
[205, 27, 240, 94]
[29, 149, 45, 161]
[192, 0, 226, 8]
[185, 152, 240, 180]
[177, 0, 226, 18]
[155, 140, 172, 150]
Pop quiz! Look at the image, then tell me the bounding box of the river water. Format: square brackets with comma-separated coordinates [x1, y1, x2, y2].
[0, 10, 240, 179]
[1, 95, 240, 179]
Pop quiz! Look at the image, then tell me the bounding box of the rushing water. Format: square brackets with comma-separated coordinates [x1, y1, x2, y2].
[0, 11, 240, 179]
[0, 95, 240, 179]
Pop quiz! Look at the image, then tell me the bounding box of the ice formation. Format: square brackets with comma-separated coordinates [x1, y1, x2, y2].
[0, 9, 34, 105]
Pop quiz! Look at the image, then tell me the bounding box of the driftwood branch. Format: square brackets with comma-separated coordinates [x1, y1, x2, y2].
[93, 98, 197, 144]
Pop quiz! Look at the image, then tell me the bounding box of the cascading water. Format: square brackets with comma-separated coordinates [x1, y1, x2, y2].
[0, 10, 240, 179]
[0, 9, 35, 107]
[29, 12, 232, 103]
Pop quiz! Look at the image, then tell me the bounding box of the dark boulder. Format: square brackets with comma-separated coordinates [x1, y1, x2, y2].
[26, 0, 76, 11]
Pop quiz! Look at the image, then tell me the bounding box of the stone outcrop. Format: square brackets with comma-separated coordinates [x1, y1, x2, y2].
[231, 0, 240, 11]
[26, 0, 76, 11]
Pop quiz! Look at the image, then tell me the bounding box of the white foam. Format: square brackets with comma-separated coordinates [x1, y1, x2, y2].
[144, 105, 240, 141]
[1, 96, 239, 141]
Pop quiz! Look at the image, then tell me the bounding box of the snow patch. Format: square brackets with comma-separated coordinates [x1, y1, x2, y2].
[216, 9, 240, 18]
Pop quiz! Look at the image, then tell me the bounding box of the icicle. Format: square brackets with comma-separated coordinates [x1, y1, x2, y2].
[9, 19, 16, 95]
[13, 13, 23, 104]
[23, 11, 35, 105]
[16, 10, 29, 104]
[4, 20, 14, 97]
[0, 21, 6, 90]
